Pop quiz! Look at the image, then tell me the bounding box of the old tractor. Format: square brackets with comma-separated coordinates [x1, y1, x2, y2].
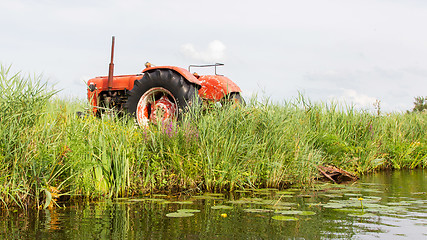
[86, 37, 244, 126]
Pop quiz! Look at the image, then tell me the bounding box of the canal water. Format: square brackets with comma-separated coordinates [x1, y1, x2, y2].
[1, 169, 426, 239]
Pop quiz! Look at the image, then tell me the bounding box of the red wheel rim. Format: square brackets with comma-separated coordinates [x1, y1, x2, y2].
[136, 87, 177, 126]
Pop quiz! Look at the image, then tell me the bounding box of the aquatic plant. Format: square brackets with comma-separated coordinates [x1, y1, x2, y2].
[358, 197, 364, 212]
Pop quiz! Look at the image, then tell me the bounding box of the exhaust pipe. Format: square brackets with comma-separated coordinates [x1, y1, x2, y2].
[108, 36, 115, 94]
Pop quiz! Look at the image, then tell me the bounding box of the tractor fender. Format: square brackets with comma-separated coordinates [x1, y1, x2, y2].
[198, 75, 242, 101]
[142, 66, 202, 86]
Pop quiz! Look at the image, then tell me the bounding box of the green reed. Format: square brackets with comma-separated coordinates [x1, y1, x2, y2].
[0, 65, 425, 209]
[0, 65, 58, 209]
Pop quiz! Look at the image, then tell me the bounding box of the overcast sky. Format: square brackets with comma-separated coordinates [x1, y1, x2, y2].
[1, 0, 426, 112]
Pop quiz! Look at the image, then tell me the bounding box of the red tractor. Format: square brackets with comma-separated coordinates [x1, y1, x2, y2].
[87, 37, 244, 126]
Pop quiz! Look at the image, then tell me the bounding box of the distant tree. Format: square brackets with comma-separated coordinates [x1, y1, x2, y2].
[412, 96, 427, 112]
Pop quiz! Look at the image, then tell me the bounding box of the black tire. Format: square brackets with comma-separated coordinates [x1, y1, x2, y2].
[126, 69, 200, 125]
[221, 92, 246, 106]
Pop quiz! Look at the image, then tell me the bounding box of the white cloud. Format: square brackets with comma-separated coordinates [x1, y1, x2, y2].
[1, 0, 427, 110]
[328, 89, 377, 110]
[181, 40, 226, 63]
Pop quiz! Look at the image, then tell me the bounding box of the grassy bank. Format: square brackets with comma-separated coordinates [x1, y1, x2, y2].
[1, 67, 426, 209]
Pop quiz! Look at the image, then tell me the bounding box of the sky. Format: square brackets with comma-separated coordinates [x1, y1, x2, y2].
[1, 0, 426, 112]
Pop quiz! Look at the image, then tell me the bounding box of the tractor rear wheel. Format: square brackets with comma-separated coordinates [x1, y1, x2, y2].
[126, 69, 200, 126]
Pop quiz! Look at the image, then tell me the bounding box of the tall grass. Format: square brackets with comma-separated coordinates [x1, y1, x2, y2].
[0, 65, 58, 208]
[0, 65, 426, 209]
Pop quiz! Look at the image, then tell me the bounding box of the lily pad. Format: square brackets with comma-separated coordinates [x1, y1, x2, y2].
[172, 201, 193, 204]
[166, 212, 194, 218]
[333, 208, 365, 214]
[177, 209, 201, 213]
[348, 212, 376, 218]
[323, 203, 345, 209]
[191, 195, 223, 200]
[211, 205, 233, 210]
[326, 189, 346, 194]
[272, 215, 298, 221]
[279, 194, 294, 198]
[298, 194, 313, 198]
[321, 194, 343, 198]
[228, 198, 262, 204]
[298, 211, 316, 215]
[268, 206, 292, 210]
[360, 183, 382, 186]
[381, 206, 407, 214]
[228, 200, 253, 204]
[386, 201, 412, 206]
[308, 203, 324, 207]
[243, 208, 274, 213]
[254, 192, 272, 196]
[254, 199, 277, 205]
[310, 183, 333, 190]
[272, 202, 297, 207]
[360, 189, 383, 193]
[363, 196, 382, 202]
[129, 198, 167, 202]
[363, 203, 384, 210]
[341, 186, 363, 192]
[344, 193, 362, 197]
[255, 188, 278, 192]
[276, 210, 302, 215]
[234, 190, 251, 193]
[141, 198, 166, 202]
[113, 197, 129, 201]
[276, 191, 297, 195]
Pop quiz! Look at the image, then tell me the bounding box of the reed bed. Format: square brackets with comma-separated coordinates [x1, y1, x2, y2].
[0, 66, 426, 208]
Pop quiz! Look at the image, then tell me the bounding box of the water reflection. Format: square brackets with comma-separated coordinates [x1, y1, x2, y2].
[1, 169, 426, 239]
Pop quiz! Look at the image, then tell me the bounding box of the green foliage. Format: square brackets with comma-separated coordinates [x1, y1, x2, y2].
[1, 65, 426, 209]
[0, 65, 58, 209]
[412, 96, 427, 112]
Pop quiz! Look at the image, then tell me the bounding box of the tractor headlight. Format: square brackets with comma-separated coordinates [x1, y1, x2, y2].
[88, 83, 96, 92]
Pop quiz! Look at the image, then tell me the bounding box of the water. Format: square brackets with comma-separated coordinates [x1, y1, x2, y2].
[1, 169, 426, 239]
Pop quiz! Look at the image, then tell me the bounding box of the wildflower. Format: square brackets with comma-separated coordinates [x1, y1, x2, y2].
[358, 197, 364, 212]
[183, 123, 200, 142]
[221, 213, 227, 218]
